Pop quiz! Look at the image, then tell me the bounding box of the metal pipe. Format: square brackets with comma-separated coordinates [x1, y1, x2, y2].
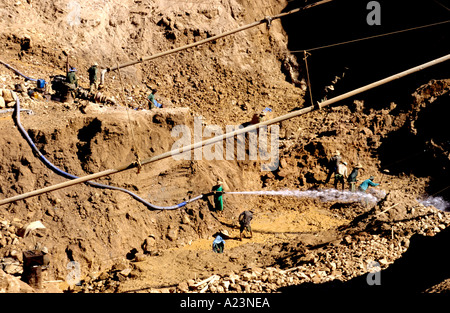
[104, 0, 333, 73]
[1, 53, 449, 206]
[8, 92, 203, 210]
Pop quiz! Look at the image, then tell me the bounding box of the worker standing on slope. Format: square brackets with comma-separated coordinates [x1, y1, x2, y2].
[212, 179, 224, 212]
[334, 161, 348, 190]
[324, 150, 342, 185]
[238, 210, 254, 241]
[347, 163, 363, 192]
[66, 67, 78, 88]
[88, 63, 99, 92]
[66, 67, 78, 100]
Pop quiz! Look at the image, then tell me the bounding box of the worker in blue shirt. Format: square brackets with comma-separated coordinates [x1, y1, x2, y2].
[358, 176, 379, 192]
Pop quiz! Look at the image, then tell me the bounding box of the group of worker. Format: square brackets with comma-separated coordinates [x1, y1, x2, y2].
[66, 63, 100, 93]
[211, 178, 254, 253]
[66, 63, 163, 109]
[210, 149, 382, 253]
[325, 150, 380, 192]
[212, 210, 253, 254]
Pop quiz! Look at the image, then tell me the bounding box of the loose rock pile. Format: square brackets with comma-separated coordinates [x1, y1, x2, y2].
[176, 267, 306, 293]
[68, 262, 134, 293]
[63, 199, 450, 294]
[0, 220, 21, 248]
[0, 88, 18, 108]
[1, 194, 449, 293]
[171, 204, 450, 293]
[0, 219, 23, 276]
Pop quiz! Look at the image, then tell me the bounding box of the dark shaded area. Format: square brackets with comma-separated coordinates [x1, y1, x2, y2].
[77, 118, 102, 142]
[377, 127, 429, 176]
[76, 118, 102, 166]
[126, 248, 139, 260]
[279, 226, 450, 295]
[378, 93, 450, 200]
[282, 0, 450, 201]
[281, 0, 450, 108]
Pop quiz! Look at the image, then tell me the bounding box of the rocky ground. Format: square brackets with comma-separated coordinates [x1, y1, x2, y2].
[67, 190, 450, 294]
[1, 0, 450, 295]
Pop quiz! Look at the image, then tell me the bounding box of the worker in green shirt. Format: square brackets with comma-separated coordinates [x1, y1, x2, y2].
[88, 63, 99, 92]
[66, 67, 78, 99]
[147, 88, 163, 109]
[66, 67, 78, 88]
[212, 179, 224, 212]
[347, 163, 363, 192]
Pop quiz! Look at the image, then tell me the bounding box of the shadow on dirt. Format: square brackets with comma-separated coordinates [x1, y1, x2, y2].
[278, 225, 450, 294]
[377, 92, 450, 201]
[280, 0, 450, 107]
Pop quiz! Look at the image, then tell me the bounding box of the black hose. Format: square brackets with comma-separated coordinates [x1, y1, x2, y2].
[0, 60, 37, 82]
[12, 95, 202, 209]
[1, 59, 204, 209]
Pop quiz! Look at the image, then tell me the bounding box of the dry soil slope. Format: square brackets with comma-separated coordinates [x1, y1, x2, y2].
[0, 0, 305, 286]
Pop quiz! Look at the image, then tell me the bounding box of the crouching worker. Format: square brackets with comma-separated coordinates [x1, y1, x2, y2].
[239, 210, 254, 241]
[358, 176, 380, 192]
[212, 230, 229, 253]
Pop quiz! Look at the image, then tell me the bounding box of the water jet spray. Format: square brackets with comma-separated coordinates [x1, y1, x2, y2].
[225, 189, 386, 205]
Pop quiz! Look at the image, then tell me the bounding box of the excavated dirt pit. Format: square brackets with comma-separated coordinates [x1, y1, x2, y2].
[1, 0, 450, 296]
[114, 196, 349, 293]
[1, 77, 449, 294]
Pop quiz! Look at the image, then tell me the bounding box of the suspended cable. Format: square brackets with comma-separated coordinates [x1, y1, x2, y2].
[433, 0, 450, 12]
[290, 19, 450, 53]
[100, 0, 334, 82]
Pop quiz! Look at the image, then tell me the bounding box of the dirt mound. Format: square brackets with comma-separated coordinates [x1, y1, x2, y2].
[280, 212, 450, 295]
[0, 0, 450, 295]
[0, 0, 299, 126]
[1, 73, 449, 293]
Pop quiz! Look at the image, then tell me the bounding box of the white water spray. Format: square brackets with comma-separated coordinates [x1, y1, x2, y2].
[225, 189, 386, 205]
[418, 196, 450, 212]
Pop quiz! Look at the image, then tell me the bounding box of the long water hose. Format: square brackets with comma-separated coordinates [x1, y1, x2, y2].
[1, 59, 203, 210]
[13, 96, 203, 209]
[0, 60, 37, 82]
